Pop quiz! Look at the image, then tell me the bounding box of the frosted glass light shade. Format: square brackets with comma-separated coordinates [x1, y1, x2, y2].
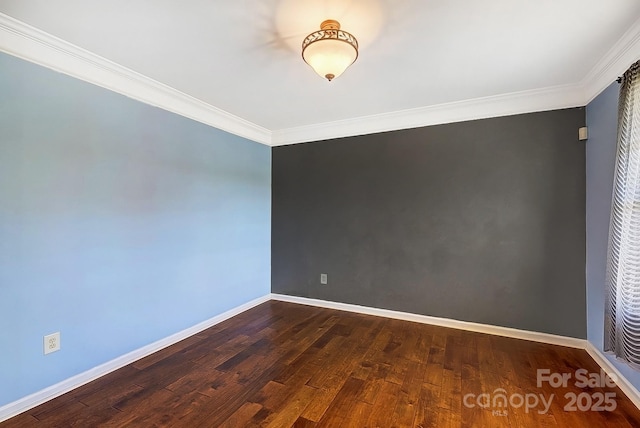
[302, 20, 358, 81]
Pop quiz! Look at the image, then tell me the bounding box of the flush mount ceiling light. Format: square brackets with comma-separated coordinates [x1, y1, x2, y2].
[302, 19, 359, 82]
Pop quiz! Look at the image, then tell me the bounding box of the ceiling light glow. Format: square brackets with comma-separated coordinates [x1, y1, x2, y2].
[302, 20, 358, 81]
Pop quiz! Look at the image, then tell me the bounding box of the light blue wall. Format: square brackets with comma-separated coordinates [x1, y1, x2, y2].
[0, 52, 271, 406]
[586, 82, 640, 389]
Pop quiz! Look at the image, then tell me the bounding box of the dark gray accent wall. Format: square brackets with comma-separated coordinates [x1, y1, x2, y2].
[272, 108, 586, 338]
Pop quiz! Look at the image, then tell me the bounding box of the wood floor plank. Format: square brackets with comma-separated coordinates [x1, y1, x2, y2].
[217, 402, 263, 428]
[414, 383, 442, 428]
[292, 416, 317, 427]
[316, 377, 364, 424]
[359, 361, 391, 405]
[342, 400, 373, 428]
[423, 345, 445, 386]
[130, 333, 206, 370]
[178, 332, 253, 365]
[366, 380, 401, 427]
[263, 385, 319, 428]
[30, 400, 88, 423]
[77, 382, 145, 410]
[299, 380, 348, 422]
[392, 359, 425, 426]
[0, 413, 39, 428]
[3, 300, 640, 427]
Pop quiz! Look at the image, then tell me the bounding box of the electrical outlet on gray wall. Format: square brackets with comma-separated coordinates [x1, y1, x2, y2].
[320, 273, 327, 285]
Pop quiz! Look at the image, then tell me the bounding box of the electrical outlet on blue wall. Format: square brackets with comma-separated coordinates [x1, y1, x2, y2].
[0, 51, 271, 408]
[44, 332, 60, 355]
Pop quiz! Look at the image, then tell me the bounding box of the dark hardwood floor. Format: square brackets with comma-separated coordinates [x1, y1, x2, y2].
[3, 300, 640, 427]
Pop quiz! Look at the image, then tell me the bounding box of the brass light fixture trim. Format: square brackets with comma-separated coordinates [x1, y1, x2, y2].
[302, 19, 359, 81]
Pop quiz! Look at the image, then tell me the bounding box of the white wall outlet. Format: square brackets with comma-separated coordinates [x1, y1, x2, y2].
[320, 273, 328, 285]
[44, 332, 61, 355]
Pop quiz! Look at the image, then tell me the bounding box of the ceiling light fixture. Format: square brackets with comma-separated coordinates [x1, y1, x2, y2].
[302, 20, 358, 82]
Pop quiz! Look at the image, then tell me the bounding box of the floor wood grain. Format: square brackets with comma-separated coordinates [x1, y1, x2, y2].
[2, 301, 640, 427]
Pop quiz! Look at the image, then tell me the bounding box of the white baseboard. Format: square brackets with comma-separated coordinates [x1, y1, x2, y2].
[270, 294, 586, 349]
[0, 294, 271, 423]
[4, 293, 640, 422]
[585, 342, 640, 409]
[272, 294, 640, 410]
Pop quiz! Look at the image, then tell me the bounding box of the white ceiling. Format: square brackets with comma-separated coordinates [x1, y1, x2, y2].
[1, 0, 640, 145]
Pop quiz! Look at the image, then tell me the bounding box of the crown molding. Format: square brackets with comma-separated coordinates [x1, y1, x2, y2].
[1, 12, 638, 147]
[0, 13, 271, 146]
[271, 84, 586, 145]
[582, 15, 640, 105]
